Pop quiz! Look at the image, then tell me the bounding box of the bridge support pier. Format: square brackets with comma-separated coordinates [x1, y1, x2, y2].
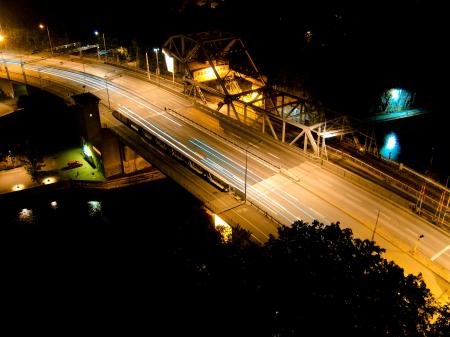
[0, 78, 15, 98]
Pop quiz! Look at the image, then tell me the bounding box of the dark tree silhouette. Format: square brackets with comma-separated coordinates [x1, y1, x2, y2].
[261, 220, 439, 337]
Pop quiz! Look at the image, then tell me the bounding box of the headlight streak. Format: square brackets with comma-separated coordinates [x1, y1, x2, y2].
[195, 137, 278, 173]
[39, 69, 104, 90]
[22, 63, 105, 91]
[200, 157, 295, 223]
[117, 106, 239, 189]
[118, 106, 201, 162]
[142, 104, 182, 126]
[195, 140, 316, 224]
[190, 138, 242, 172]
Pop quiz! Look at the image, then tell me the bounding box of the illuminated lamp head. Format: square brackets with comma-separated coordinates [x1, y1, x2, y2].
[380, 132, 400, 160]
[386, 135, 396, 150]
[83, 144, 93, 157]
[390, 88, 400, 101]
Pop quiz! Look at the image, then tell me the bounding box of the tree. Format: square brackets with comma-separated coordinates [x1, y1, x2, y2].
[428, 304, 450, 337]
[22, 139, 44, 182]
[260, 220, 443, 337]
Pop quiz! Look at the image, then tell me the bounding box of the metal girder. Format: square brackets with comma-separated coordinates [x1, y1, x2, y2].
[162, 32, 360, 157]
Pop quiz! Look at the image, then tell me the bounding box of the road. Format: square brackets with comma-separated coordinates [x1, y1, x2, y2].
[2, 51, 449, 300]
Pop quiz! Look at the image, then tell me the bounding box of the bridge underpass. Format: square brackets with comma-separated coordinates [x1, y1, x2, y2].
[1, 49, 449, 301]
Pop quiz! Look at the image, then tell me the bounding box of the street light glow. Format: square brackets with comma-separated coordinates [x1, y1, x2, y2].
[83, 144, 93, 157]
[94, 30, 107, 61]
[390, 88, 400, 101]
[386, 135, 396, 150]
[38, 23, 53, 55]
[380, 132, 400, 160]
[154, 48, 160, 76]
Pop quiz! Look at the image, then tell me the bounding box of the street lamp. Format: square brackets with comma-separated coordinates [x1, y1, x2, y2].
[104, 75, 111, 109]
[371, 210, 380, 241]
[244, 140, 262, 202]
[94, 30, 107, 62]
[0, 34, 10, 80]
[39, 24, 53, 56]
[153, 48, 160, 76]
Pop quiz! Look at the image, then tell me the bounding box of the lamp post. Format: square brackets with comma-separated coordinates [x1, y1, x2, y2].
[104, 75, 111, 109]
[145, 51, 150, 80]
[39, 24, 53, 56]
[153, 48, 160, 76]
[94, 31, 107, 61]
[244, 140, 262, 202]
[0, 34, 10, 80]
[371, 210, 380, 241]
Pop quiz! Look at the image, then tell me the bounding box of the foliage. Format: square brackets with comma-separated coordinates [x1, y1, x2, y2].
[428, 304, 450, 337]
[261, 220, 438, 336]
[22, 140, 44, 182]
[150, 218, 447, 336]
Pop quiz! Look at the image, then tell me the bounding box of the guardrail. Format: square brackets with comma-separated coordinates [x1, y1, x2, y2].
[324, 146, 449, 229]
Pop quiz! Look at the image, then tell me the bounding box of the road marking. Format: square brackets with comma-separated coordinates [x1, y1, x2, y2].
[403, 227, 417, 236]
[343, 193, 362, 203]
[308, 207, 324, 219]
[431, 245, 450, 261]
[284, 191, 298, 200]
[249, 142, 260, 149]
[231, 133, 242, 139]
[167, 97, 186, 106]
[318, 178, 333, 187]
[267, 152, 280, 159]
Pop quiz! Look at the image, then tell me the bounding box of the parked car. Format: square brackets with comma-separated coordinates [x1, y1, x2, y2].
[67, 160, 83, 168]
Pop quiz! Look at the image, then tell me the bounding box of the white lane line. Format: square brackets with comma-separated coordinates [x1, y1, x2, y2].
[318, 178, 333, 187]
[308, 207, 324, 219]
[231, 133, 242, 139]
[249, 142, 260, 149]
[431, 245, 450, 261]
[343, 193, 363, 204]
[167, 97, 186, 106]
[402, 227, 420, 237]
[284, 191, 298, 201]
[267, 152, 280, 159]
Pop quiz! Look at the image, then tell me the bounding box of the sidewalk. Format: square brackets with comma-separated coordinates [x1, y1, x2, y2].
[0, 147, 104, 194]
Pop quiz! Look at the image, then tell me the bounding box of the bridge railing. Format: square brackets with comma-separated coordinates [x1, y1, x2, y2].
[1, 66, 81, 102]
[325, 146, 449, 229]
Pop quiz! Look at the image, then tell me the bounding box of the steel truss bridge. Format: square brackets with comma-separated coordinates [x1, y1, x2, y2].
[163, 32, 376, 158]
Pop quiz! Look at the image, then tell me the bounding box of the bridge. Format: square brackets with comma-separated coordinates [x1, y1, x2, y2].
[0, 35, 449, 299]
